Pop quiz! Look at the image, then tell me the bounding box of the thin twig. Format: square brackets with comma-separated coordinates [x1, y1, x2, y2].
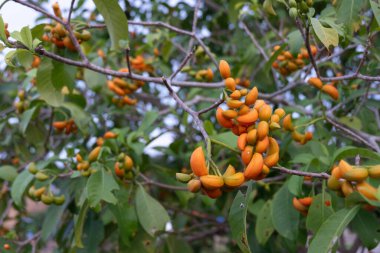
[67, 0, 76, 24]
[138, 173, 187, 191]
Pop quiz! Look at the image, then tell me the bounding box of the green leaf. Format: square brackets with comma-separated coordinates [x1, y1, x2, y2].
[93, 0, 129, 51]
[370, 0, 380, 27]
[306, 192, 334, 233]
[287, 175, 303, 196]
[263, 0, 276, 16]
[4, 50, 17, 67]
[164, 235, 194, 253]
[351, 209, 380, 249]
[337, 0, 362, 34]
[52, 60, 76, 91]
[210, 132, 239, 153]
[287, 30, 303, 55]
[308, 205, 360, 253]
[62, 102, 90, 134]
[15, 49, 34, 68]
[135, 184, 170, 236]
[332, 146, 380, 163]
[83, 59, 107, 90]
[19, 106, 38, 134]
[0, 15, 9, 44]
[86, 167, 119, 207]
[228, 182, 252, 253]
[11, 26, 33, 49]
[36, 58, 64, 107]
[139, 110, 159, 133]
[310, 18, 339, 50]
[0, 165, 18, 182]
[255, 200, 274, 245]
[272, 183, 299, 240]
[41, 202, 68, 241]
[74, 200, 89, 248]
[10, 169, 34, 207]
[339, 116, 362, 130]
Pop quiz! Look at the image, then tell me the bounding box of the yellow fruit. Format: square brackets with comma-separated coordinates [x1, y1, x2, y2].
[327, 175, 341, 190]
[230, 90, 241, 100]
[282, 114, 294, 131]
[270, 114, 280, 123]
[274, 108, 285, 118]
[227, 99, 244, 109]
[223, 164, 236, 177]
[321, 84, 339, 100]
[245, 87, 258, 106]
[124, 155, 134, 170]
[308, 77, 323, 89]
[224, 172, 245, 188]
[225, 77, 236, 91]
[338, 160, 352, 177]
[244, 153, 263, 180]
[88, 146, 101, 163]
[247, 129, 258, 145]
[342, 167, 368, 182]
[264, 152, 279, 168]
[236, 109, 258, 125]
[176, 173, 192, 183]
[253, 100, 266, 110]
[356, 181, 377, 200]
[200, 175, 224, 190]
[238, 105, 250, 115]
[222, 109, 238, 119]
[259, 104, 272, 121]
[34, 186, 46, 198]
[190, 147, 208, 177]
[257, 121, 269, 140]
[219, 60, 231, 79]
[341, 181, 354, 197]
[216, 107, 233, 128]
[187, 179, 201, 193]
[368, 165, 380, 178]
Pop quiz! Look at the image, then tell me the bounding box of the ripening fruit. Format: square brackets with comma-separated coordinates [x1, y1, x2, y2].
[308, 77, 323, 89]
[222, 109, 238, 119]
[224, 172, 245, 188]
[230, 90, 241, 100]
[114, 162, 125, 177]
[237, 133, 248, 151]
[3, 244, 10, 250]
[236, 109, 258, 125]
[238, 105, 250, 115]
[338, 160, 352, 178]
[35, 171, 49, 181]
[176, 173, 192, 183]
[247, 129, 258, 145]
[53, 121, 67, 130]
[190, 147, 208, 177]
[225, 77, 236, 91]
[227, 99, 244, 109]
[342, 167, 368, 182]
[53, 195, 65, 205]
[124, 155, 134, 170]
[274, 108, 285, 118]
[368, 165, 380, 178]
[77, 161, 90, 171]
[356, 181, 378, 200]
[52, 2, 62, 18]
[291, 131, 304, 142]
[292, 197, 308, 212]
[259, 104, 272, 121]
[341, 181, 354, 197]
[264, 152, 279, 168]
[321, 84, 339, 100]
[282, 114, 294, 131]
[257, 121, 269, 140]
[216, 107, 233, 128]
[223, 164, 236, 177]
[270, 114, 280, 123]
[88, 146, 101, 163]
[327, 175, 342, 190]
[33, 186, 46, 198]
[244, 153, 263, 180]
[245, 87, 259, 106]
[76, 153, 83, 163]
[298, 197, 313, 206]
[41, 194, 54, 205]
[241, 145, 254, 165]
[219, 60, 231, 79]
[204, 188, 222, 199]
[255, 136, 269, 153]
[28, 162, 38, 174]
[200, 175, 224, 190]
[104, 131, 118, 139]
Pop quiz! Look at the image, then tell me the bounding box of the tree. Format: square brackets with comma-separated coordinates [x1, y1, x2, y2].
[0, 0, 380, 252]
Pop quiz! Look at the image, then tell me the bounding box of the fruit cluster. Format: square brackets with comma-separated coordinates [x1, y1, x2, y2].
[292, 197, 313, 215]
[108, 68, 144, 107]
[114, 153, 134, 178]
[282, 114, 313, 145]
[308, 77, 339, 100]
[288, 0, 314, 19]
[27, 163, 65, 205]
[130, 55, 154, 73]
[271, 45, 317, 76]
[14, 90, 28, 114]
[76, 146, 101, 177]
[41, 2, 91, 51]
[327, 160, 380, 200]
[53, 119, 78, 135]
[194, 68, 214, 81]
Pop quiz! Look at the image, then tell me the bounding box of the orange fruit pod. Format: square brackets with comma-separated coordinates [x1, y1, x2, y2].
[223, 164, 236, 177]
[216, 107, 234, 128]
[222, 109, 238, 119]
[206, 68, 213, 81]
[225, 77, 236, 91]
[292, 197, 308, 212]
[236, 109, 258, 126]
[255, 136, 269, 153]
[259, 104, 272, 121]
[267, 137, 280, 155]
[310, 45, 318, 56]
[113, 77, 129, 88]
[104, 131, 118, 139]
[227, 99, 244, 109]
[274, 108, 285, 118]
[338, 160, 353, 178]
[88, 146, 101, 163]
[187, 179, 201, 193]
[283, 51, 293, 59]
[244, 152, 263, 180]
[321, 84, 339, 100]
[200, 175, 224, 190]
[241, 145, 254, 165]
[107, 80, 125, 96]
[247, 129, 258, 145]
[368, 165, 380, 178]
[96, 137, 104, 146]
[245, 87, 259, 106]
[190, 146, 208, 177]
[230, 90, 241, 100]
[237, 133, 248, 151]
[52, 2, 62, 18]
[124, 155, 134, 170]
[122, 95, 137, 105]
[219, 60, 231, 79]
[76, 153, 83, 163]
[341, 181, 354, 197]
[253, 100, 266, 110]
[356, 181, 378, 200]
[257, 121, 269, 140]
[203, 188, 222, 199]
[53, 121, 67, 130]
[264, 152, 279, 168]
[298, 197, 313, 207]
[291, 131, 305, 143]
[224, 172, 245, 188]
[31, 56, 41, 68]
[114, 162, 125, 177]
[270, 114, 280, 123]
[342, 167, 368, 182]
[287, 61, 298, 72]
[308, 77, 323, 89]
[239, 105, 251, 115]
[327, 175, 342, 190]
[282, 114, 294, 131]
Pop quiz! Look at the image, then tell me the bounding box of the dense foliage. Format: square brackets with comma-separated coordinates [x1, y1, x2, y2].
[1, 0, 380, 252]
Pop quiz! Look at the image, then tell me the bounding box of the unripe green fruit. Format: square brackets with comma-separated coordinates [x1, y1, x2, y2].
[289, 0, 297, 7]
[35, 171, 49, 181]
[300, 2, 309, 13]
[81, 170, 91, 177]
[41, 194, 54, 205]
[306, 0, 313, 7]
[81, 30, 91, 41]
[176, 173, 192, 183]
[118, 153, 126, 161]
[28, 162, 38, 174]
[28, 186, 36, 198]
[53, 195, 65, 205]
[289, 7, 298, 18]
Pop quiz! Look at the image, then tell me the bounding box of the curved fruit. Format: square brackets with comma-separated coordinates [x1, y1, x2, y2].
[264, 152, 279, 168]
[298, 197, 313, 206]
[331, 166, 341, 179]
[28, 162, 38, 174]
[241, 145, 254, 165]
[190, 146, 208, 177]
[104, 131, 118, 139]
[204, 188, 222, 199]
[341, 181, 354, 197]
[282, 114, 294, 131]
[124, 155, 134, 170]
[34, 186, 46, 198]
[259, 104, 272, 121]
[308, 77, 323, 89]
[247, 129, 257, 145]
[176, 173, 192, 183]
[267, 137, 279, 155]
[187, 179, 201, 193]
[274, 108, 285, 118]
[222, 109, 238, 119]
[292, 197, 308, 212]
[239, 105, 250, 115]
[35, 171, 49, 181]
[244, 153, 263, 180]
[200, 175, 224, 190]
[53, 121, 67, 130]
[225, 77, 236, 91]
[219, 60, 231, 79]
[224, 172, 245, 188]
[236, 109, 258, 125]
[245, 87, 258, 106]
[368, 165, 380, 178]
[253, 100, 266, 110]
[237, 133, 248, 151]
[223, 164, 236, 177]
[356, 181, 378, 200]
[270, 114, 280, 123]
[255, 136, 269, 153]
[53, 195, 66, 205]
[114, 162, 125, 177]
[257, 121, 269, 140]
[216, 108, 233, 128]
[327, 175, 341, 190]
[338, 160, 352, 177]
[230, 90, 241, 99]
[321, 84, 339, 100]
[305, 132, 313, 141]
[291, 131, 304, 142]
[227, 99, 244, 109]
[342, 167, 368, 182]
[41, 194, 54, 205]
[88, 146, 101, 162]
